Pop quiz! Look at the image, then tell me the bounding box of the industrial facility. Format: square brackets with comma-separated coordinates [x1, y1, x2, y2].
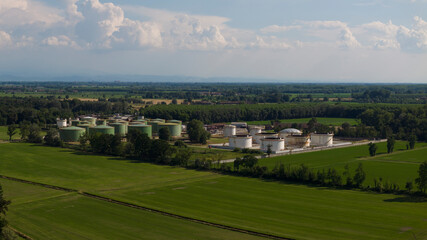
[57, 115, 182, 142]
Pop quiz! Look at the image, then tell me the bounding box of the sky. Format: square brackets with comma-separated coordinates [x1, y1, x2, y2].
[1, 0, 427, 82]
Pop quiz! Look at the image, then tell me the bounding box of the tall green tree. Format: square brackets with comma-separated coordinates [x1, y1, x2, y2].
[387, 136, 395, 154]
[158, 127, 171, 141]
[368, 142, 377, 156]
[408, 134, 417, 150]
[353, 163, 366, 188]
[27, 124, 42, 143]
[187, 120, 210, 144]
[415, 161, 427, 193]
[6, 125, 17, 141]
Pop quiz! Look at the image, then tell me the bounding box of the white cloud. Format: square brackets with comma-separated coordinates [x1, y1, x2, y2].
[42, 35, 78, 48]
[249, 36, 291, 50]
[396, 16, 427, 51]
[260, 25, 301, 34]
[0, 31, 12, 48]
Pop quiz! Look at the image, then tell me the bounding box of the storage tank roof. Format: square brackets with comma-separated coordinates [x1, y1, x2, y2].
[62, 126, 85, 131]
[92, 125, 114, 129]
[279, 128, 302, 134]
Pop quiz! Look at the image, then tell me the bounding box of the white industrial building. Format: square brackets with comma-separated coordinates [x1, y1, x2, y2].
[56, 119, 67, 128]
[223, 125, 237, 137]
[310, 133, 333, 147]
[229, 135, 253, 149]
[261, 138, 285, 153]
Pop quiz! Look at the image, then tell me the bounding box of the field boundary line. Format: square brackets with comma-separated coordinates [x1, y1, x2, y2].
[0, 175, 294, 240]
[9, 226, 34, 240]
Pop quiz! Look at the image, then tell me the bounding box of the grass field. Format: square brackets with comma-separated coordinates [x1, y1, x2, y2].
[254, 141, 427, 187]
[244, 117, 358, 126]
[1, 178, 261, 240]
[0, 143, 426, 239]
[189, 146, 257, 161]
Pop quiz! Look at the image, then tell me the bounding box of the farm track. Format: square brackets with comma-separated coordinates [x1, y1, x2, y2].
[0, 175, 293, 240]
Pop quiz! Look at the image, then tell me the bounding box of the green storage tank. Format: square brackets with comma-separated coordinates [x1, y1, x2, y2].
[133, 119, 147, 124]
[89, 125, 114, 135]
[158, 123, 182, 137]
[166, 120, 182, 125]
[109, 123, 127, 136]
[107, 119, 118, 124]
[151, 118, 165, 123]
[77, 124, 91, 132]
[59, 126, 85, 142]
[71, 120, 80, 126]
[82, 117, 96, 125]
[128, 124, 152, 138]
[96, 119, 107, 126]
[79, 121, 89, 125]
[147, 121, 162, 133]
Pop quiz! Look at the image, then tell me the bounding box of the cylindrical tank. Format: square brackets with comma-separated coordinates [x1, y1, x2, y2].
[261, 138, 285, 152]
[158, 123, 182, 137]
[59, 126, 85, 142]
[89, 125, 115, 135]
[132, 119, 147, 125]
[229, 135, 252, 149]
[107, 119, 118, 124]
[310, 133, 333, 147]
[82, 117, 96, 125]
[109, 123, 127, 137]
[57, 119, 67, 128]
[147, 121, 162, 133]
[71, 120, 80, 126]
[166, 120, 182, 125]
[151, 118, 165, 123]
[96, 119, 107, 126]
[77, 124, 91, 132]
[253, 133, 278, 144]
[249, 127, 262, 137]
[279, 128, 302, 139]
[128, 124, 152, 138]
[224, 125, 236, 137]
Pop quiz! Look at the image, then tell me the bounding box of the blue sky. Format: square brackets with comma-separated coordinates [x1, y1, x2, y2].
[0, 0, 427, 82]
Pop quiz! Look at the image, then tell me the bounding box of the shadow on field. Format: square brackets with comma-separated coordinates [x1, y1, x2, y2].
[383, 196, 426, 203]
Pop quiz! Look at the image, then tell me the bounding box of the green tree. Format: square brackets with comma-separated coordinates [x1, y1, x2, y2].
[234, 157, 242, 171]
[6, 125, 17, 141]
[405, 181, 413, 193]
[27, 124, 42, 143]
[173, 147, 192, 166]
[353, 163, 366, 188]
[158, 127, 171, 141]
[408, 134, 417, 150]
[415, 161, 427, 193]
[19, 123, 30, 140]
[368, 142, 377, 156]
[149, 139, 173, 164]
[241, 155, 258, 169]
[187, 119, 210, 144]
[44, 129, 61, 146]
[0, 184, 11, 239]
[387, 136, 395, 153]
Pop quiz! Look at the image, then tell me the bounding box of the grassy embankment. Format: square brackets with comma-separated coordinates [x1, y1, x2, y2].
[0, 143, 426, 240]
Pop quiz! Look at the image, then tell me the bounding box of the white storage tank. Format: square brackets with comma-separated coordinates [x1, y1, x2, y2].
[253, 132, 278, 144]
[278, 128, 302, 138]
[57, 119, 67, 128]
[249, 127, 262, 137]
[261, 138, 285, 153]
[224, 125, 237, 137]
[229, 135, 252, 149]
[310, 133, 333, 147]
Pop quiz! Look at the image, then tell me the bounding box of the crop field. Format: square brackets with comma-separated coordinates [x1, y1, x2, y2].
[0, 143, 426, 240]
[255, 141, 427, 187]
[244, 117, 358, 126]
[1, 179, 260, 240]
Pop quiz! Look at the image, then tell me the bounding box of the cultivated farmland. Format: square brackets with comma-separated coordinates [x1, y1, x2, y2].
[0, 143, 426, 240]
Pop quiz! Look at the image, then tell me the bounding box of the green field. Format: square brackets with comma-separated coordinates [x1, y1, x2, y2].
[243, 117, 358, 126]
[189, 146, 258, 161]
[1, 178, 261, 240]
[0, 143, 426, 240]
[254, 141, 427, 187]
